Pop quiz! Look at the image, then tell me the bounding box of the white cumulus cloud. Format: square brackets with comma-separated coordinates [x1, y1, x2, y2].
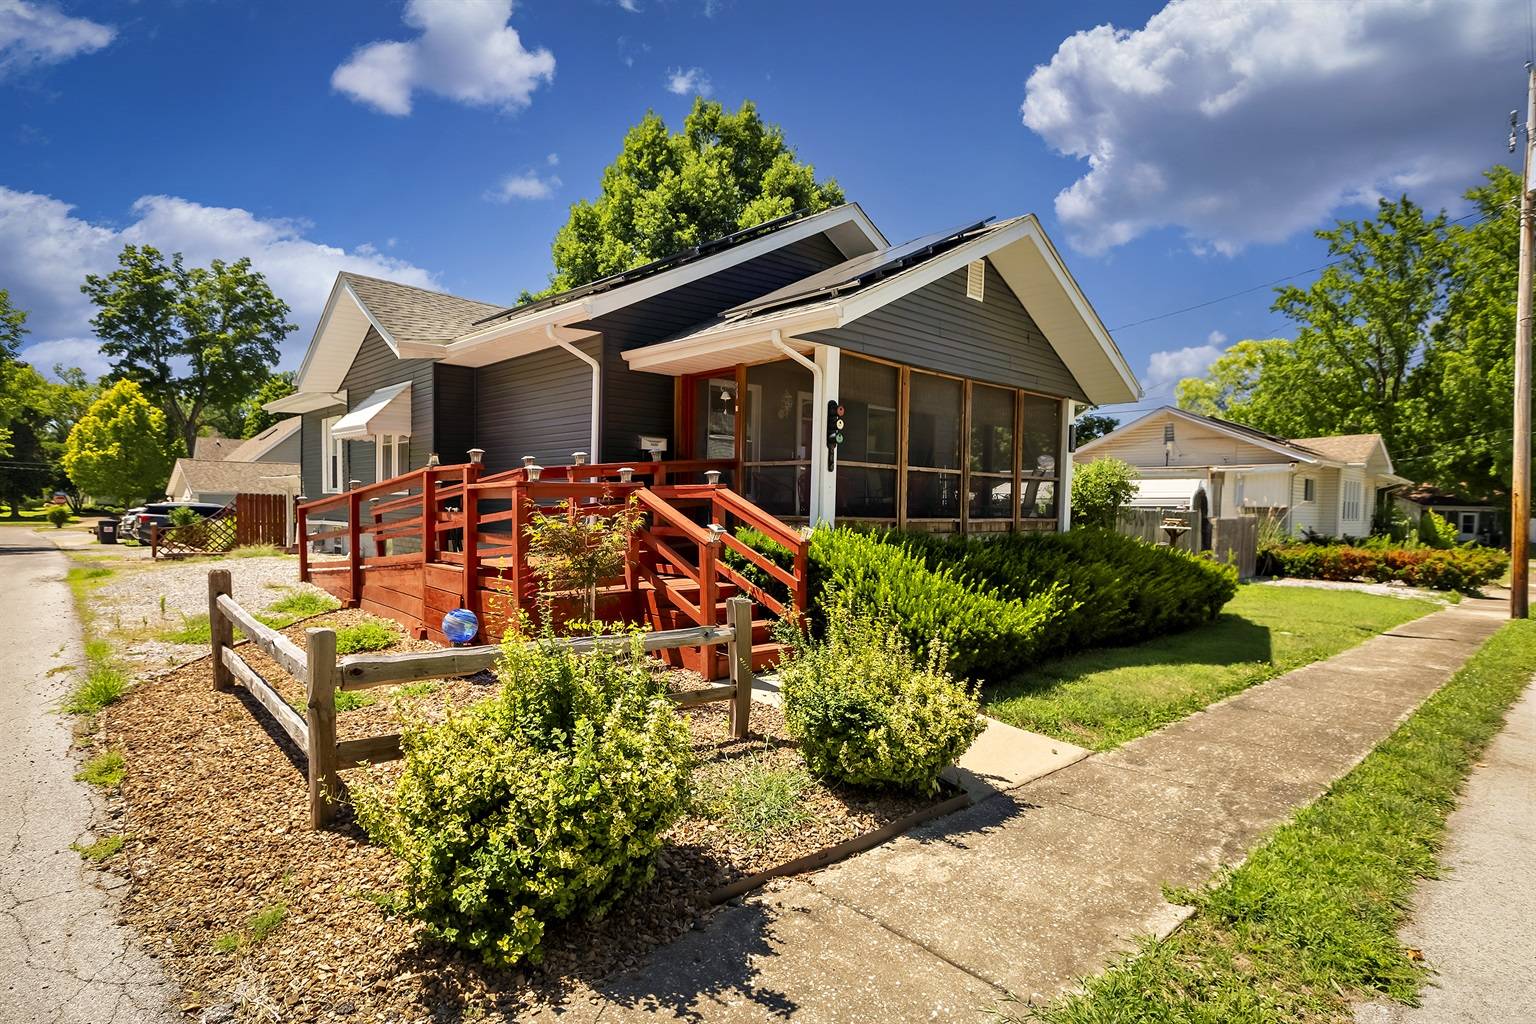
[0, 0, 114, 74]
[487, 171, 561, 201]
[666, 66, 712, 97]
[0, 186, 442, 373]
[1146, 343, 1224, 387]
[1022, 0, 1520, 255]
[332, 0, 554, 117]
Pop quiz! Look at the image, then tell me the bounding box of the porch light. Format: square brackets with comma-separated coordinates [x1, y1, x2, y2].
[527, 465, 543, 481]
[522, 454, 536, 468]
[707, 523, 725, 544]
[572, 451, 588, 466]
[348, 478, 361, 491]
[427, 453, 440, 466]
[467, 449, 485, 465]
[618, 467, 635, 483]
[705, 469, 722, 486]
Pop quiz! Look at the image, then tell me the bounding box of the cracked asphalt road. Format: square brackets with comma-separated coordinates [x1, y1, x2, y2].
[0, 530, 175, 1024]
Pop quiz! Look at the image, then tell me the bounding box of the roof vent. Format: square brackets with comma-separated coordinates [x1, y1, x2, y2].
[966, 259, 985, 302]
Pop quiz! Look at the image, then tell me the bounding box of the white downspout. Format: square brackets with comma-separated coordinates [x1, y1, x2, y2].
[770, 330, 827, 525]
[547, 324, 601, 461]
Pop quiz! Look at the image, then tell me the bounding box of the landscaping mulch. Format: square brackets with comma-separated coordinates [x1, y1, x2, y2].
[93, 612, 939, 1022]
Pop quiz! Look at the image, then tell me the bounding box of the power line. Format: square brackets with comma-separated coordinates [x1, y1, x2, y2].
[1109, 207, 1498, 334]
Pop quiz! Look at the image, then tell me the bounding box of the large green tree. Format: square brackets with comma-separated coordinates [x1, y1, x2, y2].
[544, 98, 845, 294]
[0, 289, 30, 458]
[62, 380, 174, 506]
[82, 246, 296, 455]
[1177, 173, 1524, 500]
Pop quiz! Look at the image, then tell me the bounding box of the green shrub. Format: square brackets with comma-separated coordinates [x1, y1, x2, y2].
[64, 645, 129, 715]
[1267, 543, 1507, 592]
[75, 750, 126, 787]
[899, 529, 1238, 659]
[167, 505, 200, 528]
[1417, 509, 1459, 549]
[806, 528, 1067, 680]
[265, 589, 340, 619]
[45, 504, 71, 528]
[333, 619, 399, 654]
[1070, 457, 1138, 529]
[778, 605, 983, 795]
[354, 631, 692, 967]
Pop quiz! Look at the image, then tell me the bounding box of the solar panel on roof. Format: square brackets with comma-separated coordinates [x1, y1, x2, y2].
[470, 208, 812, 327]
[721, 218, 992, 319]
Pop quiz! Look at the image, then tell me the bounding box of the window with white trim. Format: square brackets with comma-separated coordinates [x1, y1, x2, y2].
[321, 415, 344, 493]
[375, 433, 409, 482]
[1302, 477, 1315, 502]
[1341, 479, 1362, 523]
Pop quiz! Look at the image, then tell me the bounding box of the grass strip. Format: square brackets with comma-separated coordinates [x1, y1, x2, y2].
[1006, 617, 1536, 1024]
[987, 586, 1436, 749]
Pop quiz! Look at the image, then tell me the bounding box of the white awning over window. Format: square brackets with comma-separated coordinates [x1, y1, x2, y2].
[331, 382, 411, 441]
[1127, 476, 1205, 510]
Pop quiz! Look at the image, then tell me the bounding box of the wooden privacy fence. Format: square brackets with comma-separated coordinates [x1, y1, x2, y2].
[1212, 515, 1259, 579]
[206, 568, 757, 827]
[235, 492, 288, 547]
[1116, 508, 1202, 553]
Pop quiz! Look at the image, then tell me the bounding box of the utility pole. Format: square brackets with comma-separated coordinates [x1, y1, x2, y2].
[1513, 62, 1535, 619]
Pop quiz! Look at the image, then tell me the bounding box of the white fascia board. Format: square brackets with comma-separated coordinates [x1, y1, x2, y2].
[263, 390, 346, 414]
[439, 300, 593, 361]
[621, 306, 839, 373]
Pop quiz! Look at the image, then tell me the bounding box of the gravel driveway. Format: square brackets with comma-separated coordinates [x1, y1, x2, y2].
[87, 555, 330, 671]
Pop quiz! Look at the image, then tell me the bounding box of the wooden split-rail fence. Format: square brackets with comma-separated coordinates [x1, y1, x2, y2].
[206, 568, 758, 827]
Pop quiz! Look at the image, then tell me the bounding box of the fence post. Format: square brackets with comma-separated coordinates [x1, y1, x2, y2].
[208, 569, 233, 692]
[296, 502, 310, 581]
[461, 462, 482, 634]
[727, 596, 753, 740]
[346, 488, 362, 607]
[306, 627, 340, 828]
[421, 469, 437, 564]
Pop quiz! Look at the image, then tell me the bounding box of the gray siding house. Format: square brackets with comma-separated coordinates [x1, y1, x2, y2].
[269, 205, 1140, 534]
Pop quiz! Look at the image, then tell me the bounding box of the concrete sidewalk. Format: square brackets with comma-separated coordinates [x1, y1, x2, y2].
[574, 593, 1509, 1023]
[1353, 685, 1536, 1024]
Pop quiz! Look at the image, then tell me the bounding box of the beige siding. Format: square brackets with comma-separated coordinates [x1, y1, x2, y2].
[1289, 471, 1326, 536]
[1337, 467, 1370, 536]
[1080, 414, 1289, 470]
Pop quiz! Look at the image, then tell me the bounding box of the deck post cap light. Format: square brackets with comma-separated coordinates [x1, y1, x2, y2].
[705, 469, 722, 485]
[618, 467, 635, 482]
[522, 454, 536, 467]
[527, 465, 543, 481]
[442, 608, 479, 645]
[467, 449, 485, 465]
[572, 451, 588, 465]
[427, 452, 440, 466]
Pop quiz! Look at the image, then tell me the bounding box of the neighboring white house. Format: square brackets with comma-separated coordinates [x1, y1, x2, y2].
[1073, 406, 1410, 537]
[1395, 485, 1501, 544]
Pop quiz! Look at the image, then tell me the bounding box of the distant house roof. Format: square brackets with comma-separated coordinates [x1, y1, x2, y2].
[224, 417, 301, 463]
[192, 435, 241, 461]
[167, 458, 299, 499]
[1400, 485, 1493, 508]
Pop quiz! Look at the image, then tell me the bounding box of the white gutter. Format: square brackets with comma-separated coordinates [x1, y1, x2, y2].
[771, 328, 821, 406]
[547, 324, 602, 460]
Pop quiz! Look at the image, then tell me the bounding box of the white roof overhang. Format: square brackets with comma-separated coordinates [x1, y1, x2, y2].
[331, 382, 411, 440]
[264, 389, 346, 414]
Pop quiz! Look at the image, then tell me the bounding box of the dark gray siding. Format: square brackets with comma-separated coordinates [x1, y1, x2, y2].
[582, 232, 848, 461]
[433, 364, 477, 465]
[803, 259, 1089, 401]
[259, 431, 301, 465]
[299, 406, 343, 501]
[473, 339, 600, 475]
[338, 328, 436, 487]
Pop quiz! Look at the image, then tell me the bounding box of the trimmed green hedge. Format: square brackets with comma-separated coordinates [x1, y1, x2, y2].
[733, 525, 1238, 681]
[897, 529, 1238, 659]
[1264, 544, 1508, 593]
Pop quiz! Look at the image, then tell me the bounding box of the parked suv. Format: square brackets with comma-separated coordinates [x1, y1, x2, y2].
[135, 501, 225, 545]
[119, 506, 145, 541]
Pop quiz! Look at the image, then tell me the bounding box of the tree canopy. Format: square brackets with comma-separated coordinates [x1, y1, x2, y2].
[82, 245, 296, 455]
[1176, 167, 1521, 503]
[62, 379, 174, 506]
[543, 99, 845, 295]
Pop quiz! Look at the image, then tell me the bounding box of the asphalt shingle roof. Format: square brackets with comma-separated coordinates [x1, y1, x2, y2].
[341, 273, 504, 347]
[172, 458, 299, 497]
[1289, 434, 1384, 464]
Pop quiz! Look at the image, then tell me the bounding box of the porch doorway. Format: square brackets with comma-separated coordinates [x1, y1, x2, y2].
[684, 360, 814, 519]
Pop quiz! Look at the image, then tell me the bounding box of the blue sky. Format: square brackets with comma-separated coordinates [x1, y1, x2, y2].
[0, 0, 1524, 420]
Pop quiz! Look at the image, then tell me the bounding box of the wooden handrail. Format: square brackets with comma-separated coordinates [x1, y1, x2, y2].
[635, 488, 716, 547]
[710, 488, 806, 551]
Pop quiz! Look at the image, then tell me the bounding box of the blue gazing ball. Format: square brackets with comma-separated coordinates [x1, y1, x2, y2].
[442, 608, 479, 645]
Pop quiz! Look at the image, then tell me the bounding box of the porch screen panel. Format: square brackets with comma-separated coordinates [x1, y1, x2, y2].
[969, 383, 1015, 520]
[907, 372, 963, 520]
[835, 355, 899, 520]
[743, 359, 814, 518]
[1020, 394, 1061, 520]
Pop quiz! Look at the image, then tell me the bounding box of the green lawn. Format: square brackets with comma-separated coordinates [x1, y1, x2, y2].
[1007, 617, 1536, 1024]
[986, 585, 1437, 750]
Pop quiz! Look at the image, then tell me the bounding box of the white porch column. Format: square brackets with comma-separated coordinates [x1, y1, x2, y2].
[1058, 399, 1076, 531]
[812, 345, 840, 527]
